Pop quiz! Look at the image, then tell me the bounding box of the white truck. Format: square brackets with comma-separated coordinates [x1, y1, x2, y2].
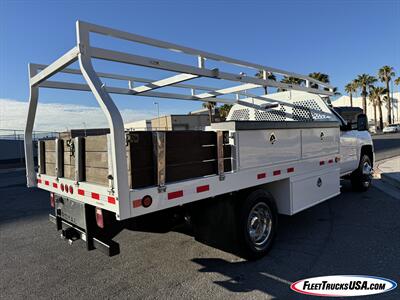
[24, 21, 374, 258]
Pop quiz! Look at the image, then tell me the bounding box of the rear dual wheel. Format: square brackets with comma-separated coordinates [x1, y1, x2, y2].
[238, 190, 278, 260]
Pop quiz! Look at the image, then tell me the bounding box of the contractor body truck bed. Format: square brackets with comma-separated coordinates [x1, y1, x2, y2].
[24, 21, 372, 258]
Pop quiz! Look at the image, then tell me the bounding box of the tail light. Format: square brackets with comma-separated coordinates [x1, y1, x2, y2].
[69, 185, 73, 194]
[60, 184, 65, 192]
[50, 193, 55, 208]
[142, 195, 153, 208]
[95, 207, 104, 229]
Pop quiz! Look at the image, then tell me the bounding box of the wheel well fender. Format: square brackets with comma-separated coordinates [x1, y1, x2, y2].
[360, 145, 374, 167]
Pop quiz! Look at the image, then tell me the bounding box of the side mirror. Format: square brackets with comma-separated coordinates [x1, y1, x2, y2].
[357, 114, 368, 131]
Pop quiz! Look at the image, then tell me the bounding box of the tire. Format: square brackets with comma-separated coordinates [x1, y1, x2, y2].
[238, 190, 278, 260]
[351, 154, 372, 192]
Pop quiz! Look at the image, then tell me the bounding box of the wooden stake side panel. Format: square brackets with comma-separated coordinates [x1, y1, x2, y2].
[40, 130, 232, 189]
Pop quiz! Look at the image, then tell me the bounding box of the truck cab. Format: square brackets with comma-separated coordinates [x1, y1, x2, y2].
[331, 106, 374, 189]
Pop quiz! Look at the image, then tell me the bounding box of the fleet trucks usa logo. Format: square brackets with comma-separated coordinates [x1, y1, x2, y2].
[290, 275, 397, 297]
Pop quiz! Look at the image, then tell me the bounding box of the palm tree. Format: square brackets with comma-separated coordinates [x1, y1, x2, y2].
[202, 101, 216, 124]
[281, 76, 304, 85]
[255, 70, 276, 94]
[394, 77, 400, 122]
[355, 74, 377, 115]
[369, 86, 385, 130]
[219, 104, 233, 119]
[277, 76, 304, 92]
[308, 72, 330, 89]
[378, 66, 395, 124]
[344, 81, 358, 107]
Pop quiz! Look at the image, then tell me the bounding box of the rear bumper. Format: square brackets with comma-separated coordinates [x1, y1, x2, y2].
[49, 213, 120, 256]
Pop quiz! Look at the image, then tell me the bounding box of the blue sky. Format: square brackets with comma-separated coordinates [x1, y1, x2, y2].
[0, 0, 399, 130]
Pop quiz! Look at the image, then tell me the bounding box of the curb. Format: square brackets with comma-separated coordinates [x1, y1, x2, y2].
[381, 173, 400, 189]
[374, 155, 400, 190]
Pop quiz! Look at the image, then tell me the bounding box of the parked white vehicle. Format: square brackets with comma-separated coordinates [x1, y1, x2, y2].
[383, 124, 400, 133]
[24, 21, 374, 259]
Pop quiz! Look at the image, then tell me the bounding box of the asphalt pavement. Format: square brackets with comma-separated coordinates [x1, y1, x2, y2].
[0, 134, 399, 299]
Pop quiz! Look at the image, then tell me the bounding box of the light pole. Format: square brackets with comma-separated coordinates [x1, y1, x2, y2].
[154, 101, 160, 130]
[82, 122, 87, 137]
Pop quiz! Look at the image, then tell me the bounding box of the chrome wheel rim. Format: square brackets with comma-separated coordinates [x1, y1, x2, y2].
[362, 161, 372, 176]
[247, 202, 272, 247]
[362, 161, 372, 187]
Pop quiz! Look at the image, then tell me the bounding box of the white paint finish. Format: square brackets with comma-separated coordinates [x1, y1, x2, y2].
[76, 21, 130, 220]
[339, 130, 359, 174]
[291, 167, 340, 214]
[24, 21, 373, 222]
[130, 73, 198, 94]
[301, 127, 340, 159]
[238, 129, 301, 169]
[265, 178, 291, 215]
[24, 65, 39, 188]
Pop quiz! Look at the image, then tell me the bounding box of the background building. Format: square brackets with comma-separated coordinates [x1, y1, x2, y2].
[124, 120, 152, 131]
[333, 92, 399, 126]
[125, 114, 211, 131]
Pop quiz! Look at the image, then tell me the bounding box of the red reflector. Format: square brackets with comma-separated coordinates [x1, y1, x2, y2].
[45, 180, 49, 186]
[95, 207, 104, 229]
[287, 167, 294, 173]
[108, 196, 116, 204]
[133, 199, 142, 208]
[273, 170, 281, 176]
[328, 159, 334, 164]
[92, 192, 100, 200]
[196, 185, 210, 193]
[69, 185, 73, 194]
[257, 173, 266, 179]
[53, 182, 58, 188]
[60, 184, 64, 192]
[78, 189, 85, 196]
[142, 195, 152, 207]
[320, 161, 325, 166]
[50, 193, 55, 208]
[37, 179, 42, 184]
[168, 190, 183, 200]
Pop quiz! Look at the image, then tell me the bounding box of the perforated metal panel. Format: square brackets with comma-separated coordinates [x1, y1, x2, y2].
[254, 105, 287, 121]
[293, 99, 328, 121]
[226, 91, 336, 123]
[230, 108, 250, 120]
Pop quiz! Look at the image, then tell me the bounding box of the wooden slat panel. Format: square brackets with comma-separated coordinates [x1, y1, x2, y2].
[166, 131, 217, 146]
[63, 151, 75, 166]
[166, 161, 216, 182]
[44, 140, 55, 151]
[85, 152, 109, 169]
[64, 165, 75, 180]
[166, 146, 217, 164]
[45, 163, 56, 176]
[45, 152, 56, 164]
[85, 167, 109, 186]
[129, 131, 155, 188]
[85, 135, 108, 152]
[41, 130, 232, 187]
